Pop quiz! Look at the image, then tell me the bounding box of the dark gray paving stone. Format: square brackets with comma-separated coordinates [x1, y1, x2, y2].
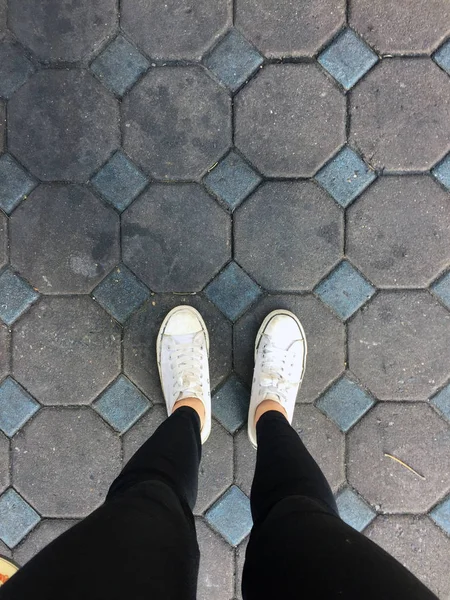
[235, 64, 345, 177]
[0, 431, 8, 494]
[196, 518, 235, 600]
[8, 70, 119, 182]
[234, 428, 255, 496]
[366, 516, 450, 598]
[336, 487, 376, 531]
[205, 485, 252, 546]
[122, 183, 231, 292]
[0, 41, 34, 99]
[235, 181, 343, 291]
[0, 488, 40, 548]
[235, 536, 248, 600]
[122, 404, 166, 465]
[13, 296, 121, 405]
[350, 59, 450, 172]
[0, 211, 7, 271]
[10, 184, 120, 294]
[430, 495, 450, 535]
[0, 323, 9, 381]
[213, 375, 249, 434]
[348, 403, 450, 513]
[0, 101, 4, 151]
[123, 67, 231, 180]
[348, 291, 450, 400]
[0, 154, 36, 215]
[347, 176, 450, 288]
[121, 0, 231, 61]
[124, 294, 232, 401]
[350, 0, 450, 54]
[0, 269, 39, 326]
[0, 377, 39, 437]
[0, 1, 5, 39]
[235, 0, 345, 58]
[13, 408, 121, 517]
[9, 0, 117, 62]
[14, 519, 77, 565]
[234, 294, 345, 402]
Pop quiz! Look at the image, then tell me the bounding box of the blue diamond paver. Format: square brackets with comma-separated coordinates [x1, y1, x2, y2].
[0, 42, 34, 99]
[203, 151, 261, 211]
[212, 376, 249, 434]
[92, 265, 150, 324]
[318, 28, 378, 90]
[205, 485, 252, 546]
[315, 260, 375, 320]
[432, 153, 450, 191]
[315, 146, 376, 207]
[0, 154, 36, 214]
[93, 375, 151, 433]
[91, 150, 149, 212]
[430, 495, 450, 535]
[430, 384, 450, 422]
[316, 375, 374, 432]
[432, 271, 450, 309]
[204, 29, 263, 93]
[0, 377, 39, 437]
[433, 40, 450, 75]
[0, 269, 39, 325]
[336, 487, 376, 532]
[204, 262, 262, 322]
[0, 488, 40, 548]
[90, 35, 149, 97]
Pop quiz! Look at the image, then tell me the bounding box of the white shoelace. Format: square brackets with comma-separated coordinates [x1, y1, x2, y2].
[169, 341, 204, 399]
[259, 344, 297, 403]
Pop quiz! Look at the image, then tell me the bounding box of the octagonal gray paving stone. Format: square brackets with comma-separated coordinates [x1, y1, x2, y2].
[235, 0, 345, 58]
[348, 291, 450, 400]
[10, 184, 120, 294]
[350, 58, 450, 172]
[13, 296, 121, 406]
[9, 0, 117, 63]
[235, 64, 345, 178]
[348, 403, 450, 513]
[123, 66, 231, 180]
[347, 176, 450, 288]
[196, 518, 234, 600]
[366, 515, 450, 598]
[8, 69, 120, 182]
[13, 408, 121, 518]
[14, 519, 77, 565]
[234, 294, 345, 402]
[121, 0, 231, 61]
[124, 294, 232, 401]
[122, 183, 231, 292]
[235, 181, 343, 291]
[0, 431, 8, 494]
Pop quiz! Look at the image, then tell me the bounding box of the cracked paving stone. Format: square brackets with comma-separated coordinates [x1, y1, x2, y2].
[348, 290, 450, 400]
[0, 41, 34, 99]
[196, 519, 234, 600]
[235, 64, 345, 177]
[14, 519, 77, 565]
[235, 181, 343, 291]
[348, 403, 450, 513]
[13, 407, 121, 517]
[122, 183, 231, 292]
[10, 184, 120, 294]
[123, 66, 231, 180]
[13, 296, 121, 406]
[0, 431, 8, 494]
[350, 59, 450, 172]
[8, 70, 120, 182]
[234, 294, 345, 403]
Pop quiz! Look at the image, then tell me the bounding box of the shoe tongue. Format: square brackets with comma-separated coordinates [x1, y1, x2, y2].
[173, 333, 197, 345]
[263, 392, 281, 403]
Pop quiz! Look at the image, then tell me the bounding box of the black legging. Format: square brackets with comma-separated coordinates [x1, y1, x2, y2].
[0, 407, 436, 600]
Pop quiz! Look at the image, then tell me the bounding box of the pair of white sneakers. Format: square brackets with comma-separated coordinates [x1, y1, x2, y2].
[157, 306, 307, 447]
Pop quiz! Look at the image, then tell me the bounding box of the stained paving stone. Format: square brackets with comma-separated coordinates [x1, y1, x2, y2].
[0, 431, 9, 494]
[235, 536, 248, 600]
[13, 408, 121, 517]
[90, 35, 149, 97]
[350, 0, 450, 55]
[0, 323, 9, 381]
[348, 403, 450, 513]
[0, 41, 34, 99]
[335, 487, 376, 531]
[8, 69, 120, 182]
[9, 0, 117, 63]
[434, 39, 450, 74]
[13, 296, 121, 406]
[196, 518, 234, 600]
[235, 64, 345, 177]
[234, 294, 345, 402]
[205, 485, 252, 546]
[10, 184, 120, 294]
[0, 154, 36, 215]
[347, 176, 450, 288]
[430, 384, 450, 422]
[234, 428, 256, 496]
[0, 488, 40, 548]
[366, 515, 450, 598]
[348, 291, 450, 400]
[430, 495, 450, 535]
[0, 270, 39, 326]
[124, 294, 232, 401]
[235, 0, 345, 58]
[203, 151, 262, 211]
[123, 66, 231, 180]
[0, 377, 39, 437]
[212, 375, 249, 434]
[122, 404, 167, 465]
[350, 59, 450, 172]
[14, 519, 77, 565]
[235, 181, 343, 291]
[204, 28, 263, 93]
[204, 262, 262, 322]
[122, 183, 231, 292]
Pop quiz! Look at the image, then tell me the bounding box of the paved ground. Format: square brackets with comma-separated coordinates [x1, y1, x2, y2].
[1, 0, 450, 597]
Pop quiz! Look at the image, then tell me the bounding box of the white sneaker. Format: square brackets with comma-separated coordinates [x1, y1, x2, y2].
[247, 309, 307, 448]
[157, 306, 211, 444]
